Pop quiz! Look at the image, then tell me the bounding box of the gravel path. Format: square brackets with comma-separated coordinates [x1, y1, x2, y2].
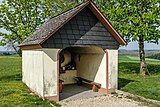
[59, 94, 147, 107]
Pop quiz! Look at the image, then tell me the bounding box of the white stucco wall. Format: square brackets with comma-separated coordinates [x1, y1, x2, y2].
[22, 48, 60, 97]
[107, 49, 118, 89]
[60, 70, 77, 85]
[22, 50, 44, 96]
[42, 49, 60, 97]
[60, 50, 71, 67]
[94, 54, 107, 88]
[76, 53, 107, 88]
[22, 47, 118, 98]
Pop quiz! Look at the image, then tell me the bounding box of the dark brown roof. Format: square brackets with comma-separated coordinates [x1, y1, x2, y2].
[20, 1, 89, 46]
[19, 1, 126, 47]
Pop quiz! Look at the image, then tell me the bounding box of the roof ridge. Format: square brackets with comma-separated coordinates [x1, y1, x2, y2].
[19, 0, 126, 47]
[48, 1, 90, 22]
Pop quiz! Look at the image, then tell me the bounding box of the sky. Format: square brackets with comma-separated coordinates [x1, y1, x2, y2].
[0, 28, 6, 51]
[0, 0, 159, 51]
[119, 41, 160, 50]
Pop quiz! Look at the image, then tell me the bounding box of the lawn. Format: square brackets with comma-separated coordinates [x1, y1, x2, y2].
[0, 55, 160, 106]
[0, 56, 60, 107]
[119, 55, 160, 100]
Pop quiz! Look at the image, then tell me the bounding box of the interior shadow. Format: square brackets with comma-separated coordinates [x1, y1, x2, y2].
[60, 84, 104, 101]
[118, 78, 136, 89]
[60, 84, 90, 100]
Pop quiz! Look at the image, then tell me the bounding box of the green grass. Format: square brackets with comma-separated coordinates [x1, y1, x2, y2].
[119, 55, 160, 100]
[1, 55, 160, 106]
[0, 56, 60, 107]
[119, 55, 160, 63]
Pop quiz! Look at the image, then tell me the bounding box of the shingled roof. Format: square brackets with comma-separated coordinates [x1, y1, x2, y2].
[19, 1, 125, 47]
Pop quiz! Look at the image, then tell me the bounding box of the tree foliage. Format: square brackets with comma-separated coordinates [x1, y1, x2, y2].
[0, 0, 79, 53]
[95, 0, 160, 43]
[94, 0, 160, 75]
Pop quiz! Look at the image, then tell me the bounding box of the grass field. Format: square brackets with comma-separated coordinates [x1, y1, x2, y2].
[119, 55, 160, 100]
[119, 55, 160, 63]
[0, 55, 160, 106]
[0, 56, 60, 107]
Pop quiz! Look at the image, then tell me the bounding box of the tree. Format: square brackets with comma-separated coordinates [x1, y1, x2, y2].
[95, 0, 160, 75]
[0, 0, 79, 56]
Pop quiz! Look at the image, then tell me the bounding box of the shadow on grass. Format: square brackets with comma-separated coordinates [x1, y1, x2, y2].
[0, 90, 15, 96]
[119, 62, 140, 74]
[119, 62, 160, 75]
[118, 78, 136, 89]
[0, 74, 22, 81]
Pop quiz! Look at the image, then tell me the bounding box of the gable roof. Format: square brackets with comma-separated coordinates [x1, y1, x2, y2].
[19, 1, 126, 47]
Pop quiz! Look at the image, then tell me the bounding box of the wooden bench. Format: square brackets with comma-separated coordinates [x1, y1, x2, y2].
[75, 77, 101, 92]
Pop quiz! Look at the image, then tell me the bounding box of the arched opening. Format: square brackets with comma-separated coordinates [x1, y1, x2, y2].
[58, 46, 107, 100]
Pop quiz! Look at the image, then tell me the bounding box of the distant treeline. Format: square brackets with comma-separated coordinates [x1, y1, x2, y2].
[0, 51, 16, 56]
[147, 53, 160, 60]
[119, 50, 160, 58]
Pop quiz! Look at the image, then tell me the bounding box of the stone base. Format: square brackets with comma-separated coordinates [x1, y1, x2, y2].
[99, 88, 116, 94]
[45, 95, 59, 101]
